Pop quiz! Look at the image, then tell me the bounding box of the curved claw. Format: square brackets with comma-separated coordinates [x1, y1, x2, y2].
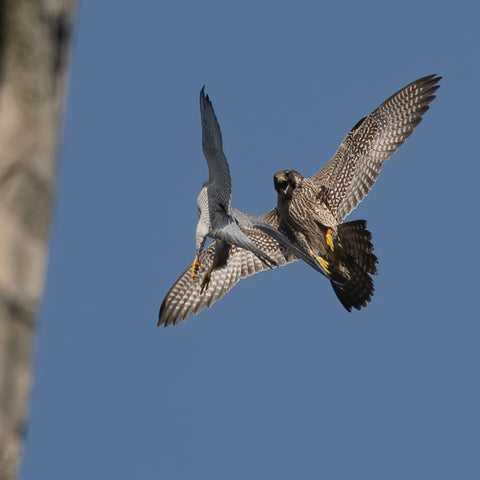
[316, 256, 331, 275]
[326, 228, 335, 251]
[191, 255, 205, 281]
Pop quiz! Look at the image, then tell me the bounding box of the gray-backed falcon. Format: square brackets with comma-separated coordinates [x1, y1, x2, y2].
[158, 88, 329, 326]
[158, 74, 440, 326]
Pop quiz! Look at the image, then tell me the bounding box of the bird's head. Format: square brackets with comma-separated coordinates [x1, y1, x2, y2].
[274, 169, 302, 199]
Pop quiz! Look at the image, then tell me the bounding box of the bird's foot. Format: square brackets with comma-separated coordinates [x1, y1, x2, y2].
[316, 255, 331, 275]
[326, 228, 335, 252]
[200, 270, 212, 294]
[191, 255, 205, 281]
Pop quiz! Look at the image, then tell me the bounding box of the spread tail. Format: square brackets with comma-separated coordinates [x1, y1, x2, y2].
[322, 220, 378, 311]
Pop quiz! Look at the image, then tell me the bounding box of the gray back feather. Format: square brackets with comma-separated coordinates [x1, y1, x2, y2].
[200, 87, 232, 208]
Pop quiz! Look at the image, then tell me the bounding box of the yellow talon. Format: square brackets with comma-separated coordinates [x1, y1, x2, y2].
[191, 255, 205, 281]
[316, 256, 331, 275]
[326, 232, 334, 251]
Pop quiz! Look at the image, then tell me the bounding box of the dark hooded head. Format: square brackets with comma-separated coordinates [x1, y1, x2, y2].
[273, 169, 303, 200]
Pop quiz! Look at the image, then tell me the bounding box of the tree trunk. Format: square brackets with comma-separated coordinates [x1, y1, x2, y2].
[0, 1, 77, 478]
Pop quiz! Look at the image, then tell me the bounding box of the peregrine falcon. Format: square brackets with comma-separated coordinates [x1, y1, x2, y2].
[273, 74, 441, 310]
[195, 87, 329, 292]
[193, 86, 278, 287]
[160, 87, 329, 322]
[158, 74, 440, 326]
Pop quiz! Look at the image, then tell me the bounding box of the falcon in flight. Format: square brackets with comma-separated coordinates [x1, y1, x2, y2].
[193, 87, 278, 285]
[158, 74, 440, 326]
[273, 74, 440, 310]
[195, 88, 328, 292]
[163, 87, 329, 317]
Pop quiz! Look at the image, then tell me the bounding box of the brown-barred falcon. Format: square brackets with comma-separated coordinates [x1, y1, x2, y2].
[158, 74, 440, 326]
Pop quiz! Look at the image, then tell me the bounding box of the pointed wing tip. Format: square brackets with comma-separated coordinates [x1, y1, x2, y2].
[199, 85, 211, 110]
[200, 85, 209, 99]
[158, 301, 175, 327]
[157, 307, 166, 327]
[199, 86, 216, 123]
[157, 315, 176, 328]
[420, 73, 441, 81]
[420, 74, 442, 89]
[417, 74, 441, 107]
[157, 315, 166, 327]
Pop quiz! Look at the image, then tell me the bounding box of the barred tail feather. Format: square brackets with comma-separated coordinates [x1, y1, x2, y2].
[331, 263, 375, 312]
[337, 220, 378, 275]
[330, 220, 378, 311]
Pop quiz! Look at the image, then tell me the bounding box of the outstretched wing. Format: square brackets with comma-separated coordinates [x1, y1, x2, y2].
[312, 74, 441, 222]
[231, 207, 329, 277]
[200, 87, 232, 206]
[158, 210, 297, 326]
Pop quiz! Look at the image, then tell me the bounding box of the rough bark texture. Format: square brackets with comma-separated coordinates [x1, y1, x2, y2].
[0, 1, 77, 478]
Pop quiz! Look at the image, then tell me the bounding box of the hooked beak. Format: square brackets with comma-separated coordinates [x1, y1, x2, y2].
[274, 174, 289, 194]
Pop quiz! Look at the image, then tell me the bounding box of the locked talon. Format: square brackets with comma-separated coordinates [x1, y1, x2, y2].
[316, 255, 331, 275]
[191, 258, 198, 280]
[326, 228, 335, 251]
[191, 255, 204, 281]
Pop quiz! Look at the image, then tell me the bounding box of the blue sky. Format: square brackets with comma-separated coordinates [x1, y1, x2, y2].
[21, 1, 480, 479]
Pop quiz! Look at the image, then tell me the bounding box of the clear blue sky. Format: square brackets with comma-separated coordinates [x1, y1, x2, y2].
[22, 1, 480, 479]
